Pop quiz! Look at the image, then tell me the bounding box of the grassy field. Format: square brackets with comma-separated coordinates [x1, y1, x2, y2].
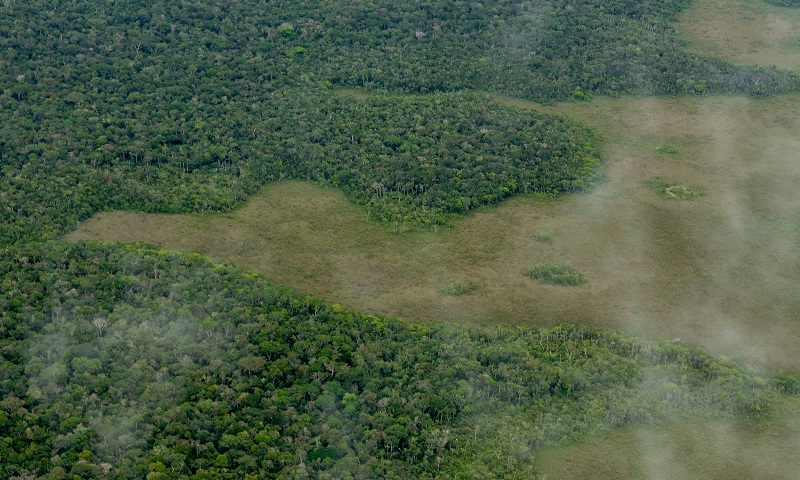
[538, 409, 800, 479]
[68, 93, 800, 371]
[675, 0, 800, 71]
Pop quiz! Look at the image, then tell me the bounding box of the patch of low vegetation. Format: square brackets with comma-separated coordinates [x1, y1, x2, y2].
[524, 262, 587, 286]
[656, 144, 681, 154]
[664, 184, 706, 200]
[642, 176, 707, 200]
[532, 231, 554, 243]
[438, 280, 479, 296]
[764, 0, 800, 7]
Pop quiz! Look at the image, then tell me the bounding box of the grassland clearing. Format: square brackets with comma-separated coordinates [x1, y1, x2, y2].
[69, 93, 800, 370]
[676, 0, 800, 71]
[539, 411, 800, 479]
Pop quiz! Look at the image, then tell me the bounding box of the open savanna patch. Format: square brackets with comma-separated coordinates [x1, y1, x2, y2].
[676, 0, 800, 71]
[539, 412, 800, 480]
[68, 94, 800, 370]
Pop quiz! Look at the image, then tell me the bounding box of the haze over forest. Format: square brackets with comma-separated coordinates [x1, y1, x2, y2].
[2, 0, 800, 478]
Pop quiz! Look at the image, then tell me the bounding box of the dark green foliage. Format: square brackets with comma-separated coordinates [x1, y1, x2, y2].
[0, 242, 792, 478]
[256, 0, 799, 100]
[524, 263, 587, 286]
[256, 91, 602, 224]
[774, 372, 800, 394]
[0, 89, 601, 241]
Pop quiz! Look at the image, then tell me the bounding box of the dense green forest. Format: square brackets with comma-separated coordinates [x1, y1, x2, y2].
[2, 0, 798, 237]
[3, 0, 800, 478]
[0, 89, 600, 241]
[3, 242, 799, 479]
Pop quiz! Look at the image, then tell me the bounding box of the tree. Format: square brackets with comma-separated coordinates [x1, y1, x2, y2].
[238, 356, 266, 375]
[92, 317, 108, 336]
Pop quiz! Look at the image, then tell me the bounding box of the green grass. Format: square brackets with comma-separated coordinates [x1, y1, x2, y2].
[438, 281, 479, 296]
[642, 176, 706, 200]
[524, 263, 586, 286]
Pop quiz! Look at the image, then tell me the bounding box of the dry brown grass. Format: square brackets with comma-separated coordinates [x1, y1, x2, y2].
[68, 93, 800, 370]
[675, 0, 800, 71]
